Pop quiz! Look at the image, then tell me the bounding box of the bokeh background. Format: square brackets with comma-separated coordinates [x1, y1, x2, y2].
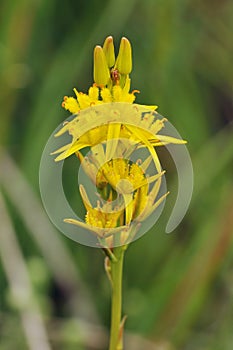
[0, 0, 233, 349]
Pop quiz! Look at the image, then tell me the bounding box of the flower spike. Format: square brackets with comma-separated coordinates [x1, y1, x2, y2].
[54, 35, 187, 245]
[48, 34, 190, 350]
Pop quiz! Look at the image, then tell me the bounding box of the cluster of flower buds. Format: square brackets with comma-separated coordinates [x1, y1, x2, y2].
[94, 36, 132, 88]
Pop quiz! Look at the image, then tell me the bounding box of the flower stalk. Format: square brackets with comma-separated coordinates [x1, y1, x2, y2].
[108, 246, 125, 350]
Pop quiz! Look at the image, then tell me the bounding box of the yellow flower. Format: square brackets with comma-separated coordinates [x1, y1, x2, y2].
[52, 103, 185, 175]
[64, 184, 126, 247]
[64, 157, 167, 246]
[62, 81, 139, 113]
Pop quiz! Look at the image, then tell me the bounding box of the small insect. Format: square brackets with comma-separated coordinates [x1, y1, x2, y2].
[111, 68, 120, 83]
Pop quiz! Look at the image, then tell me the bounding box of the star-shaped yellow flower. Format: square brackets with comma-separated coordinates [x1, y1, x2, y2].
[64, 155, 167, 246]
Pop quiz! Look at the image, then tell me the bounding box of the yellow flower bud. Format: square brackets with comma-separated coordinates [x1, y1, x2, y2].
[103, 36, 115, 68]
[93, 45, 110, 86]
[115, 37, 132, 75]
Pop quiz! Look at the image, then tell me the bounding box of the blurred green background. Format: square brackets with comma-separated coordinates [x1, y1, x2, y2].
[0, 0, 233, 349]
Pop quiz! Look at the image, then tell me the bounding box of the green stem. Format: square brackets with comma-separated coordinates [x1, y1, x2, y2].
[109, 246, 125, 350]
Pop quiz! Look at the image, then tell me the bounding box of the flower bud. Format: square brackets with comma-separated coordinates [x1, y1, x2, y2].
[103, 36, 115, 68]
[115, 37, 132, 74]
[93, 46, 110, 86]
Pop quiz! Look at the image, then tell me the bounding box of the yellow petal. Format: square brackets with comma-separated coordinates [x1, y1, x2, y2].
[64, 218, 127, 238]
[106, 123, 121, 161]
[112, 85, 123, 101]
[100, 87, 112, 102]
[54, 141, 89, 161]
[122, 75, 131, 94]
[62, 96, 80, 114]
[138, 192, 169, 221]
[88, 85, 99, 101]
[79, 184, 92, 211]
[76, 151, 97, 184]
[155, 134, 187, 145]
[140, 155, 152, 172]
[123, 194, 134, 225]
[133, 171, 165, 191]
[133, 185, 148, 218]
[51, 143, 70, 155]
[125, 124, 162, 173]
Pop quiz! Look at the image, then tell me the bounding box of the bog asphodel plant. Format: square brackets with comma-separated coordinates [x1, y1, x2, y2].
[52, 36, 186, 350]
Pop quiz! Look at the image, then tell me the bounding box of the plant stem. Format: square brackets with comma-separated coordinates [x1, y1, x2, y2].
[109, 246, 125, 350]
